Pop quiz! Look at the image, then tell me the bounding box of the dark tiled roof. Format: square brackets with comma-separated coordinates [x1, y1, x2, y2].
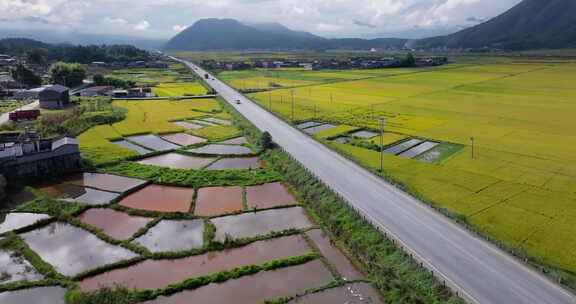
[44, 84, 70, 93]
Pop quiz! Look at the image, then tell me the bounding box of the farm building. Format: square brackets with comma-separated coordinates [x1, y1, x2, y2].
[14, 86, 47, 101]
[0, 131, 81, 180]
[80, 86, 113, 97]
[39, 85, 70, 109]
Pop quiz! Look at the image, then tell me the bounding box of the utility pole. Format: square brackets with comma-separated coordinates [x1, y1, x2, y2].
[291, 89, 295, 122]
[330, 93, 333, 104]
[380, 118, 386, 173]
[314, 104, 318, 120]
[470, 136, 475, 159]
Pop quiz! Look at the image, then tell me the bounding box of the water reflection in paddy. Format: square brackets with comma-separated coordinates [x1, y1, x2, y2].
[113, 140, 152, 155]
[0, 249, 43, 284]
[118, 185, 194, 212]
[80, 235, 311, 291]
[220, 137, 248, 144]
[161, 133, 207, 146]
[0, 213, 50, 234]
[127, 134, 180, 151]
[147, 260, 333, 304]
[205, 158, 263, 170]
[188, 144, 252, 155]
[203, 117, 231, 125]
[137, 153, 215, 170]
[212, 207, 314, 241]
[77, 209, 152, 240]
[246, 182, 298, 209]
[20, 222, 137, 276]
[134, 219, 204, 252]
[288, 283, 383, 304]
[173, 121, 204, 130]
[0, 286, 67, 304]
[37, 183, 119, 205]
[63, 173, 146, 193]
[195, 186, 243, 216]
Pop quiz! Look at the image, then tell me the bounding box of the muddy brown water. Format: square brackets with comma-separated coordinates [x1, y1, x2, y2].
[1, 189, 37, 210]
[80, 234, 311, 292]
[0, 213, 50, 234]
[306, 229, 363, 281]
[37, 183, 119, 205]
[133, 219, 204, 252]
[146, 259, 333, 304]
[205, 157, 263, 170]
[287, 283, 384, 304]
[63, 173, 146, 193]
[246, 182, 298, 209]
[20, 222, 137, 276]
[195, 186, 243, 216]
[0, 248, 44, 284]
[137, 153, 215, 170]
[161, 133, 207, 146]
[173, 121, 204, 129]
[0, 286, 67, 304]
[219, 137, 248, 144]
[118, 185, 194, 212]
[188, 144, 252, 155]
[76, 209, 152, 240]
[212, 207, 314, 241]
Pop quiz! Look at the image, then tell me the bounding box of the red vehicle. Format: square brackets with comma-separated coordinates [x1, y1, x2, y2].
[9, 109, 41, 121]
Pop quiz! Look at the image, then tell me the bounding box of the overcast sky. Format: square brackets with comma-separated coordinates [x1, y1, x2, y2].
[0, 0, 522, 39]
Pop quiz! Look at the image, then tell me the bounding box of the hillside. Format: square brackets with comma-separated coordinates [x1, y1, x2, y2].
[414, 0, 576, 50]
[165, 19, 407, 51]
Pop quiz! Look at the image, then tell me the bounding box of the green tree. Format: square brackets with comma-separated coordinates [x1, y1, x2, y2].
[0, 175, 6, 202]
[49, 62, 87, 88]
[402, 53, 416, 67]
[10, 64, 42, 87]
[93, 73, 105, 86]
[260, 131, 273, 150]
[27, 48, 47, 65]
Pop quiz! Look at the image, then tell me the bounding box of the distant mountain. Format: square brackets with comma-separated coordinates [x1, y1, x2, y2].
[0, 28, 165, 50]
[414, 0, 576, 50]
[165, 19, 408, 51]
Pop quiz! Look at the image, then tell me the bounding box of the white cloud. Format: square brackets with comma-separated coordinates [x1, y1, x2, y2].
[133, 20, 151, 31]
[104, 17, 128, 25]
[172, 25, 187, 32]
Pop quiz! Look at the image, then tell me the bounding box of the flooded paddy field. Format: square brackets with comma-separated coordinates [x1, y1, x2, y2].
[288, 283, 383, 304]
[383, 138, 423, 155]
[37, 183, 119, 205]
[147, 260, 333, 304]
[0, 248, 44, 284]
[212, 207, 314, 241]
[191, 120, 217, 126]
[1, 189, 37, 209]
[80, 235, 311, 291]
[219, 137, 248, 144]
[172, 121, 204, 129]
[188, 144, 252, 155]
[0, 213, 50, 234]
[246, 182, 298, 209]
[63, 173, 146, 193]
[77, 209, 152, 240]
[205, 157, 263, 170]
[398, 141, 439, 159]
[161, 133, 207, 146]
[137, 153, 215, 170]
[118, 185, 194, 212]
[297, 121, 322, 129]
[304, 124, 337, 134]
[350, 130, 378, 139]
[21, 222, 137, 276]
[203, 117, 232, 125]
[134, 219, 204, 252]
[0, 287, 67, 304]
[195, 186, 243, 216]
[306, 229, 363, 281]
[113, 140, 152, 155]
[127, 134, 181, 151]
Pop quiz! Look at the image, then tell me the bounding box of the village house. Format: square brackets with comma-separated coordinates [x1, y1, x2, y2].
[0, 131, 81, 180]
[39, 85, 70, 109]
[80, 86, 113, 98]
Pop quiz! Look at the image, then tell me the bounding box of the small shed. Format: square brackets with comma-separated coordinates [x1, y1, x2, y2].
[39, 85, 70, 109]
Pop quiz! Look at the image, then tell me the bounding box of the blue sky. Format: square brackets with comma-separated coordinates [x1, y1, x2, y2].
[0, 0, 522, 39]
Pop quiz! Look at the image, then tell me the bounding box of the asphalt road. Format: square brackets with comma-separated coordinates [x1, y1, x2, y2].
[175, 57, 576, 304]
[0, 101, 39, 125]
